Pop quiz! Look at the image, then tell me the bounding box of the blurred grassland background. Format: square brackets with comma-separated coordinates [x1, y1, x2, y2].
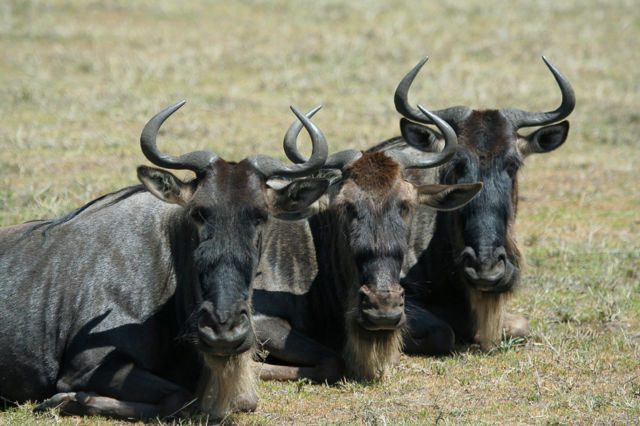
[0, 0, 638, 424]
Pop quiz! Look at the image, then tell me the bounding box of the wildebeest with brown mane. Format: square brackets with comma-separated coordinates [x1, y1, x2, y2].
[252, 106, 482, 382]
[0, 101, 330, 419]
[370, 56, 575, 351]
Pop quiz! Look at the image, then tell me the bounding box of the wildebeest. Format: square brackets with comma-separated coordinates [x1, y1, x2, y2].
[252, 105, 482, 382]
[371, 56, 575, 351]
[0, 101, 330, 419]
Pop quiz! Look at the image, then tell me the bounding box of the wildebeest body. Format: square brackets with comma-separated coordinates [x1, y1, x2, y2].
[253, 109, 482, 382]
[0, 190, 199, 404]
[371, 56, 575, 351]
[0, 101, 330, 419]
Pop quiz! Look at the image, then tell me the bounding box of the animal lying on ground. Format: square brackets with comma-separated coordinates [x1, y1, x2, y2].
[371, 56, 575, 351]
[252, 104, 482, 382]
[0, 101, 330, 420]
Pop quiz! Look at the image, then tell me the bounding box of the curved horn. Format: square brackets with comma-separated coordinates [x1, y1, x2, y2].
[394, 56, 471, 126]
[282, 105, 322, 163]
[283, 107, 362, 169]
[248, 105, 328, 178]
[500, 56, 576, 128]
[140, 100, 217, 173]
[386, 105, 458, 169]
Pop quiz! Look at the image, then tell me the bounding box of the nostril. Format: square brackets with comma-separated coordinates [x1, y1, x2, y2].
[198, 325, 218, 347]
[198, 313, 219, 332]
[235, 313, 249, 329]
[393, 288, 405, 308]
[358, 286, 374, 306]
[461, 247, 477, 267]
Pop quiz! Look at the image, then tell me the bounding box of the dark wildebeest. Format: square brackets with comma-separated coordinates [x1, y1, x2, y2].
[252, 105, 482, 382]
[0, 101, 330, 419]
[370, 56, 575, 351]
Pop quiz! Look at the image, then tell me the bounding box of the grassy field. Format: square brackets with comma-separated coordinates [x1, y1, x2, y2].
[1, 0, 639, 424]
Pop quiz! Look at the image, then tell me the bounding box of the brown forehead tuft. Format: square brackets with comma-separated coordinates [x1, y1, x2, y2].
[346, 151, 401, 191]
[195, 158, 266, 206]
[459, 110, 514, 164]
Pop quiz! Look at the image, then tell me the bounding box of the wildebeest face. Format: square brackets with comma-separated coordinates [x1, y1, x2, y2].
[402, 112, 570, 293]
[135, 101, 329, 357]
[333, 152, 482, 331]
[139, 160, 328, 356]
[394, 56, 574, 295]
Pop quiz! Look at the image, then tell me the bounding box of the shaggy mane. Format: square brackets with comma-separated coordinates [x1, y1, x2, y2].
[365, 136, 405, 153]
[23, 185, 146, 239]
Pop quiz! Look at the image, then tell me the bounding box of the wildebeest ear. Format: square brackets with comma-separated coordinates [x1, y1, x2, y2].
[518, 121, 570, 156]
[416, 182, 483, 211]
[137, 166, 193, 206]
[267, 178, 330, 220]
[400, 118, 441, 152]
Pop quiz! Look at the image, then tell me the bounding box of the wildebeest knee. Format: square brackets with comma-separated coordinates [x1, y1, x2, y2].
[232, 389, 258, 413]
[404, 323, 454, 356]
[315, 356, 345, 384]
[503, 312, 531, 339]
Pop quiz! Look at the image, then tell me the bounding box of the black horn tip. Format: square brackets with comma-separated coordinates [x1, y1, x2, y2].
[408, 56, 430, 78]
[166, 100, 187, 113]
[541, 56, 555, 71]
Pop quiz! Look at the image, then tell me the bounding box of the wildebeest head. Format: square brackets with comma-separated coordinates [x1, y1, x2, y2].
[137, 101, 329, 357]
[284, 107, 482, 336]
[395, 56, 575, 294]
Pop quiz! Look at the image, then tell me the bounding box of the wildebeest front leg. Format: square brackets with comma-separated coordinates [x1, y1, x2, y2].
[502, 312, 531, 339]
[37, 363, 193, 420]
[404, 298, 455, 355]
[254, 315, 344, 383]
[36, 391, 191, 419]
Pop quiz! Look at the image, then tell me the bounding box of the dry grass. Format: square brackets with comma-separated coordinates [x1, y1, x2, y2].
[1, 0, 638, 424]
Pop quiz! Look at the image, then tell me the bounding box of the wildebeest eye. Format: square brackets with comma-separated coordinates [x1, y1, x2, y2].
[505, 159, 522, 177]
[189, 207, 206, 224]
[341, 201, 357, 219]
[398, 200, 412, 218]
[253, 210, 268, 227]
[443, 161, 465, 184]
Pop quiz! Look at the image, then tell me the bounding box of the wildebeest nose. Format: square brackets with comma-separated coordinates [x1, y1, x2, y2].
[358, 286, 405, 330]
[197, 306, 253, 355]
[462, 246, 507, 288]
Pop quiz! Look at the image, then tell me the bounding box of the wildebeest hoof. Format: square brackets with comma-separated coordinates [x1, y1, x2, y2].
[75, 391, 97, 405]
[233, 390, 258, 413]
[503, 312, 531, 338]
[33, 392, 77, 412]
[390, 349, 401, 366]
[316, 357, 345, 384]
[403, 324, 455, 356]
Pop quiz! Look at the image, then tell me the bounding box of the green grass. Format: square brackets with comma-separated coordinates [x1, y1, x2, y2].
[1, 0, 639, 424]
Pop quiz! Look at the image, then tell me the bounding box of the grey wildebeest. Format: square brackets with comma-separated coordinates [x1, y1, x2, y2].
[0, 101, 330, 419]
[370, 56, 575, 351]
[252, 105, 482, 382]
